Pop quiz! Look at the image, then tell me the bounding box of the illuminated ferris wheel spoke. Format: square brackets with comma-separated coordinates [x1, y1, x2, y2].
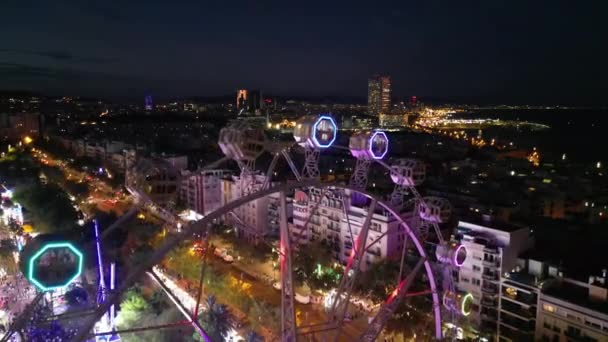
[397, 224, 410, 283]
[341, 197, 356, 251]
[278, 191, 297, 341]
[280, 149, 302, 181]
[359, 257, 426, 342]
[147, 270, 211, 341]
[69, 116, 472, 342]
[261, 152, 281, 190]
[330, 199, 377, 341]
[292, 187, 333, 245]
[362, 223, 401, 253]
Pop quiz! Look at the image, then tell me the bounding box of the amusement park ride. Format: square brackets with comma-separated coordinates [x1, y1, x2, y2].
[3, 114, 474, 341]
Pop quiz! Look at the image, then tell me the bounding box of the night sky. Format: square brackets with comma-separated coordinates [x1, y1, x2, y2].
[1, 1, 606, 104]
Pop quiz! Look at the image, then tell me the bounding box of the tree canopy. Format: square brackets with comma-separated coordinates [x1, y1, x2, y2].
[193, 295, 235, 342]
[13, 183, 78, 234]
[115, 286, 186, 342]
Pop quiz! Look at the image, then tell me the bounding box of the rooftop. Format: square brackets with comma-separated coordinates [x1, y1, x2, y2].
[458, 214, 528, 233]
[504, 270, 544, 288]
[543, 280, 608, 316]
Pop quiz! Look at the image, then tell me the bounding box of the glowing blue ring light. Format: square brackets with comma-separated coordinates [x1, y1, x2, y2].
[369, 131, 389, 160]
[311, 115, 337, 149]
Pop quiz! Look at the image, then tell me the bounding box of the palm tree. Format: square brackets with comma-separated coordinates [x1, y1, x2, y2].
[193, 295, 235, 342]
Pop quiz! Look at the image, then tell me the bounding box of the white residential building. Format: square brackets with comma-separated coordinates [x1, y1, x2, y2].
[341, 204, 405, 271]
[291, 187, 406, 269]
[85, 140, 126, 161]
[498, 259, 608, 342]
[498, 259, 546, 342]
[536, 272, 608, 342]
[220, 173, 289, 242]
[109, 149, 136, 174]
[179, 169, 224, 216]
[454, 217, 532, 336]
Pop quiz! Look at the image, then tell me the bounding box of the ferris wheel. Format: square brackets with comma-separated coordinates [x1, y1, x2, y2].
[66, 114, 473, 341]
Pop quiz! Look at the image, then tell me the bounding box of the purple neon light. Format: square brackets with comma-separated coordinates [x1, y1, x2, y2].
[400, 222, 442, 339]
[369, 131, 389, 160]
[110, 262, 116, 328]
[454, 244, 466, 267]
[311, 115, 337, 148]
[94, 220, 106, 295]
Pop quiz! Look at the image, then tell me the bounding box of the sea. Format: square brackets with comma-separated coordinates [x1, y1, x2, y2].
[452, 109, 608, 163]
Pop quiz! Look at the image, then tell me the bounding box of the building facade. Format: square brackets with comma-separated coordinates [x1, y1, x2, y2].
[368, 75, 391, 116]
[291, 187, 405, 270]
[498, 263, 543, 341]
[127, 157, 179, 207]
[179, 169, 224, 216]
[536, 273, 608, 342]
[0, 112, 40, 141]
[454, 219, 532, 336]
[236, 89, 262, 114]
[220, 173, 288, 242]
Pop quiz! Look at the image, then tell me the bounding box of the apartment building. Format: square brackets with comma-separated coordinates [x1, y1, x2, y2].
[179, 169, 224, 216]
[454, 217, 532, 336]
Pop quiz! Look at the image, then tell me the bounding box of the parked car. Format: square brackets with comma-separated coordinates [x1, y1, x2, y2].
[295, 293, 310, 304]
[214, 247, 234, 263]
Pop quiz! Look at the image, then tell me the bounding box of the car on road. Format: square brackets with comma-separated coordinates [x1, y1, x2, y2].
[272, 283, 310, 304]
[214, 247, 234, 263]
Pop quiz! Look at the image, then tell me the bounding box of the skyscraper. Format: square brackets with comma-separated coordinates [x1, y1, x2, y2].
[144, 95, 153, 111]
[368, 75, 391, 116]
[236, 89, 248, 111]
[236, 89, 263, 114]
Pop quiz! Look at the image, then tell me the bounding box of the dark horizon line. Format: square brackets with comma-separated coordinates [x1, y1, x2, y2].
[1, 88, 606, 108]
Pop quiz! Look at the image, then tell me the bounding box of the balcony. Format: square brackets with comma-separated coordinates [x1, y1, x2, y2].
[481, 297, 497, 307]
[328, 215, 341, 222]
[327, 224, 340, 232]
[481, 285, 498, 295]
[563, 330, 595, 342]
[501, 303, 535, 320]
[483, 259, 500, 268]
[484, 245, 499, 254]
[482, 272, 499, 281]
[481, 313, 497, 322]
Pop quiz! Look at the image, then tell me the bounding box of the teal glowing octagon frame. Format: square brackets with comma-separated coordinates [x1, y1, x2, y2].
[27, 242, 84, 292]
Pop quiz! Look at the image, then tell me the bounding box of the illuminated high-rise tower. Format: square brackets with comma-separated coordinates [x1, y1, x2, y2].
[236, 89, 248, 111]
[368, 75, 391, 116]
[236, 89, 262, 114]
[144, 95, 153, 111]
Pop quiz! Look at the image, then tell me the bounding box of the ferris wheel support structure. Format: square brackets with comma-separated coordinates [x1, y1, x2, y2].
[70, 116, 470, 342]
[72, 178, 446, 341]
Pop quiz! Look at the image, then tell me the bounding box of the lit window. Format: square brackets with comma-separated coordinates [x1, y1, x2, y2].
[505, 287, 518, 298]
[543, 304, 556, 313]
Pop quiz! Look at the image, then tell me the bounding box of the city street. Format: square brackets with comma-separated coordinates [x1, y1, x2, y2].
[207, 252, 371, 341]
[32, 148, 132, 216]
[0, 273, 37, 328]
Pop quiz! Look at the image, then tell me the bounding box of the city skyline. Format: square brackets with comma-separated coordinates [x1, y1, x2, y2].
[0, 1, 606, 104]
[1, 2, 608, 341]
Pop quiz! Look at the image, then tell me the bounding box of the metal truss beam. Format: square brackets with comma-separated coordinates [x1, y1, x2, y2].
[72, 180, 443, 342]
[331, 199, 377, 341]
[302, 148, 320, 179]
[279, 191, 297, 341]
[349, 159, 372, 190]
[359, 257, 426, 342]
